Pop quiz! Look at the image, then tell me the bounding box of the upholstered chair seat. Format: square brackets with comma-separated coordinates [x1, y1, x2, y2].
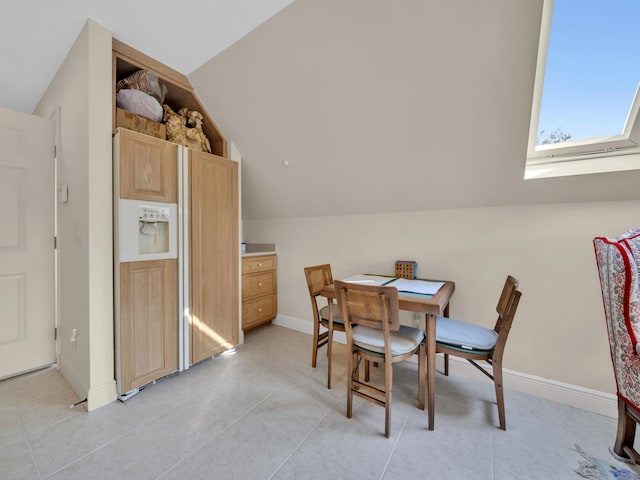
[434, 276, 521, 430]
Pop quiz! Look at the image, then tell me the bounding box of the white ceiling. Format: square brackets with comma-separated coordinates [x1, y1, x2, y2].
[0, 0, 294, 114]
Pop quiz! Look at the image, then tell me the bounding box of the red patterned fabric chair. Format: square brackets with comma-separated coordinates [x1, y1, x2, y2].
[594, 228, 640, 463]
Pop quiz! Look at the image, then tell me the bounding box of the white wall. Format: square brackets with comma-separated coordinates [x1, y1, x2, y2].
[245, 200, 639, 399]
[34, 20, 115, 411]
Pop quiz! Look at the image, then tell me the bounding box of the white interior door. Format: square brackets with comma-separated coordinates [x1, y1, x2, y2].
[0, 107, 54, 379]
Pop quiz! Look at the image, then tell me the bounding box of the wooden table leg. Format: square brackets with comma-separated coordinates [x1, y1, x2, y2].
[426, 313, 436, 430]
[327, 302, 333, 389]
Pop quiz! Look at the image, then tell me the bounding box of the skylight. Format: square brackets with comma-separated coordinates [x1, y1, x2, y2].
[526, 0, 640, 178]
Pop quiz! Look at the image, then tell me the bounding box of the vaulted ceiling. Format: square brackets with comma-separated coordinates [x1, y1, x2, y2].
[4, 0, 640, 220]
[0, 0, 294, 113]
[190, 0, 640, 219]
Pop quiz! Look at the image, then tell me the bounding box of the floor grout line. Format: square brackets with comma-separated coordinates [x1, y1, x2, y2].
[1, 325, 625, 480]
[379, 413, 409, 480]
[265, 402, 334, 480]
[173, 378, 287, 472]
[23, 427, 44, 480]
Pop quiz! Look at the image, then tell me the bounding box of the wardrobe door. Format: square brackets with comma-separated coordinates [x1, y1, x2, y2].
[189, 150, 239, 364]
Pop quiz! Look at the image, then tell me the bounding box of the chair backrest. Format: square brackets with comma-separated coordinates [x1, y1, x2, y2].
[594, 229, 640, 407]
[304, 264, 334, 298]
[334, 280, 400, 333]
[304, 264, 334, 321]
[492, 276, 522, 354]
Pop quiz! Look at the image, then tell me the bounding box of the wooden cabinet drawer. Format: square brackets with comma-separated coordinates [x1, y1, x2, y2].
[242, 294, 276, 329]
[242, 255, 277, 274]
[241, 254, 277, 331]
[242, 271, 276, 300]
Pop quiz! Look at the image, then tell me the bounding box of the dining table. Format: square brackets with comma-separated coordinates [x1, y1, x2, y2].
[320, 274, 455, 430]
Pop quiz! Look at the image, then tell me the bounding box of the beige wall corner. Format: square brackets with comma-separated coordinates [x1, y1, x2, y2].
[87, 19, 117, 410]
[87, 378, 117, 412]
[34, 18, 116, 410]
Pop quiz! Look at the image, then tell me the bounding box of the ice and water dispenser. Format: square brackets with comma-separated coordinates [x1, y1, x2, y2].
[118, 199, 178, 262]
[138, 204, 171, 254]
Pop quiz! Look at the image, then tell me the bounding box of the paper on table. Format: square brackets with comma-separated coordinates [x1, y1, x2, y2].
[340, 274, 393, 286]
[385, 278, 444, 295]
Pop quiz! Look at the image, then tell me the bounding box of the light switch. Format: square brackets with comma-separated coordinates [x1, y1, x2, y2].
[59, 185, 69, 203]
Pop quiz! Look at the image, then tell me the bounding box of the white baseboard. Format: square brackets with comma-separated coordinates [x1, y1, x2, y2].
[438, 355, 617, 418]
[273, 314, 617, 418]
[57, 357, 89, 404]
[58, 357, 117, 412]
[87, 379, 117, 412]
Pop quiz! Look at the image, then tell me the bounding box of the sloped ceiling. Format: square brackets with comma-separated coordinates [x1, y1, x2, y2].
[190, 0, 640, 219]
[0, 0, 294, 113]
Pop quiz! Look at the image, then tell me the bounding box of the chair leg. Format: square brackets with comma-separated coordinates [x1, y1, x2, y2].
[417, 343, 425, 410]
[347, 351, 356, 419]
[493, 360, 506, 430]
[311, 320, 320, 368]
[614, 397, 638, 461]
[327, 326, 334, 389]
[364, 359, 370, 382]
[444, 353, 449, 376]
[385, 359, 393, 438]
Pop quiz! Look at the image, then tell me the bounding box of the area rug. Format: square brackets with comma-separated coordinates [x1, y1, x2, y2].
[575, 445, 640, 480]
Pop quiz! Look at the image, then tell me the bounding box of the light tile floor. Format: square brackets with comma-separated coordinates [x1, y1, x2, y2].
[0, 324, 635, 479]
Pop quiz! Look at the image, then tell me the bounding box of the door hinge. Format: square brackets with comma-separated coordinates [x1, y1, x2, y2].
[54, 144, 57, 158]
[54, 236, 57, 249]
[54, 327, 57, 341]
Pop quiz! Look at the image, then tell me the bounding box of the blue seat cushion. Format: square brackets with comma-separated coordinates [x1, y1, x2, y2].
[435, 316, 498, 351]
[319, 304, 345, 326]
[352, 324, 425, 356]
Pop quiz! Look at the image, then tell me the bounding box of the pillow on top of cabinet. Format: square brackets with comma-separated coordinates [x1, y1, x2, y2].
[116, 89, 163, 122]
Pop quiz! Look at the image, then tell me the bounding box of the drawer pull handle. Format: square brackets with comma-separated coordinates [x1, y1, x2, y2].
[257, 263, 263, 267]
[258, 282, 263, 287]
[258, 308, 263, 313]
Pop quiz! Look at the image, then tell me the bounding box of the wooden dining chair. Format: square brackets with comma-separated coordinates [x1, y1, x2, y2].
[304, 264, 345, 389]
[435, 275, 521, 430]
[334, 280, 426, 438]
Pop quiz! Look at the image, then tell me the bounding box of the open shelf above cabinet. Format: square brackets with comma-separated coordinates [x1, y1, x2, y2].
[112, 39, 227, 158]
